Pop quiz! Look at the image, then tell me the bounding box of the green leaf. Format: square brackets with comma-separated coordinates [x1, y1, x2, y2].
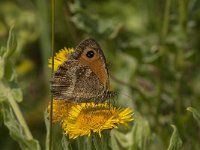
[131, 114, 151, 150]
[0, 47, 6, 56]
[0, 91, 5, 103]
[0, 81, 23, 103]
[61, 135, 72, 150]
[111, 113, 151, 150]
[110, 130, 129, 150]
[0, 94, 6, 102]
[8, 81, 23, 102]
[0, 81, 7, 103]
[0, 28, 17, 80]
[167, 125, 182, 150]
[1, 102, 41, 150]
[3, 27, 17, 60]
[4, 60, 15, 81]
[187, 107, 200, 127]
[11, 88, 23, 102]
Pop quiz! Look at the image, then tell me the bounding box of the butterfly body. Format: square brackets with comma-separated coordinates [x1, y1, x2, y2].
[51, 38, 115, 103]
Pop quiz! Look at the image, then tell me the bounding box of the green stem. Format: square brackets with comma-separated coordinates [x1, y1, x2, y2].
[179, 0, 189, 33]
[101, 131, 110, 150]
[162, 0, 171, 38]
[1, 82, 33, 139]
[92, 134, 101, 150]
[49, 0, 55, 149]
[87, 136, 93, 150]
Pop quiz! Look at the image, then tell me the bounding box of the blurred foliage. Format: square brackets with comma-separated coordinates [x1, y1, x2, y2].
[167, 125, 182, 150]
[187, 107, 200, 127]
[0, 0, 200, 149]
[0, 28, 40, 149]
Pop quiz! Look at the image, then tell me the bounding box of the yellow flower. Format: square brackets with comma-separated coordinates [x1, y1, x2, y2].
[48, 100, 75, 123]
[48, 47, 74, 70]
[61, 103, 133, 139]
[48, 47, 134, 139]
[48, 100, 133, 139]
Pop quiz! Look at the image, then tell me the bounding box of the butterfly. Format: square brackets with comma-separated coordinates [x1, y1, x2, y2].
[51, 38, 116, 103]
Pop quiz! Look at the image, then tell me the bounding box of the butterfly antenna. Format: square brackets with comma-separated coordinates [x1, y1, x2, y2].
[114, 89, 133, 101]
[121, 93, 133, 101]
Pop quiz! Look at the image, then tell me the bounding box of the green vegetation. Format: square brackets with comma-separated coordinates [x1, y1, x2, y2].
[0, 0, 200, 149]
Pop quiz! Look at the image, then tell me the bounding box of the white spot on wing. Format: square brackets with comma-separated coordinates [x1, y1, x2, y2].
[85, 69, 92, 77]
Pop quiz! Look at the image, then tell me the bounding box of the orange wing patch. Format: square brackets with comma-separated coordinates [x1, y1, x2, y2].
[78, 55, 108, 87]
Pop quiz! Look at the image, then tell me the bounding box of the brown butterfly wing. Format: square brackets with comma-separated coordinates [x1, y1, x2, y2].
[51, 38, 115, 102]
[51, 59, 105, 102]
[70, 38, 109, 89]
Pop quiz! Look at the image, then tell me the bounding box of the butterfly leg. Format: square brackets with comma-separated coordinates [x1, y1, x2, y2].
[94, 97, 105, 104]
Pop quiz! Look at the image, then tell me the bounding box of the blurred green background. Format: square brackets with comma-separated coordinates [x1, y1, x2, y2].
[0, 0, 200, 149]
